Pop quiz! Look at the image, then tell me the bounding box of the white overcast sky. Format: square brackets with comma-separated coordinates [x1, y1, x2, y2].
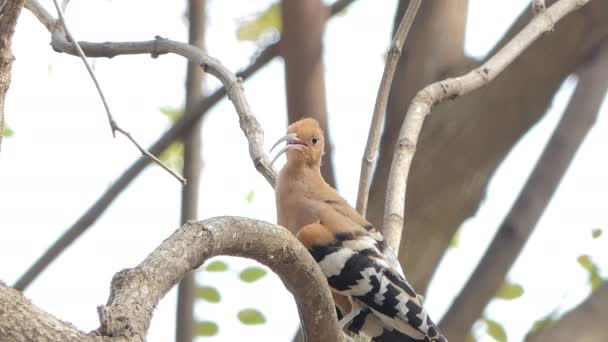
[0, 0, 606, 341]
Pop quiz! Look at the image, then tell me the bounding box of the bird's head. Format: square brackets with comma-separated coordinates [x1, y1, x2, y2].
[271, 118, 325, 168]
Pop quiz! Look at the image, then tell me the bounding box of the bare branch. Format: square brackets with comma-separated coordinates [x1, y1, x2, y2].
[355, 0, 421, 215]
[2, 218, 347, 342]
[15, 0, 356, 291]
[48, 0, 186, 184]
[382, 0, 592, 252]
[439, 39, 608, 341]
[0, 0, 24, 152]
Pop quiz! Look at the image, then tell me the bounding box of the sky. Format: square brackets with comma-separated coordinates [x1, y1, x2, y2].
[0, 0, 606, 341]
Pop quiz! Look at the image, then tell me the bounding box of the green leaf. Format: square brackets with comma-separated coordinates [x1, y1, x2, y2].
[205, 260, 228, 272]
[195, 321, 219, 336]
[245, 190, 255, 204]
[592, 228, 602, 239]
[590, 272, 603, 291]
[485, 319, 507, 342]
[2, 124, 13, 137]
[239, 267, 267, 283]
[197, 286, 221, 303]
[449, 230, 460, 248]
[496, 282, 524, 300]
[237, 308, 266, 325]
[159, 106, 184, 123]
[236, 3, 282, 42]
[159, 142, 184, 174]
[577, 254, 594, 272]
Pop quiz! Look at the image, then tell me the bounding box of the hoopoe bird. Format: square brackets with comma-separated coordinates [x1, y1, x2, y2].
[272, 118, 447, 342]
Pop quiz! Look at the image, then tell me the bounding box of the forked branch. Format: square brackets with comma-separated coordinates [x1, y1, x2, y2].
[382, 0, 592, 251]
[356, 0, 421, 215]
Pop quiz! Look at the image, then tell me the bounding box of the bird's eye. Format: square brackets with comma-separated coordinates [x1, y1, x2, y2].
[311, 137, 318, 145]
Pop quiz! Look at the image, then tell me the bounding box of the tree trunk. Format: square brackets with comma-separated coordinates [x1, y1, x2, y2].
[175, 0, 206, 341]
[440, 39, 608, 342]
[281, 0, 336, 187]
[526, 283, 608, 342]
[0, 0, 25, 151]
[374, 0, 608, 293]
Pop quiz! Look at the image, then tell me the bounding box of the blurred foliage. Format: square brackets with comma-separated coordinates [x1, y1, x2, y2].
[160, 141, 184, 174]
[449, 230, 461, 248]
[496, 282, 524, 300]
[484, 318, 507, 342]
[577, 254, 603, 290]
[2, 123, 13, 137]
[159, 106, 184, 123]
[205, 260, 229, 272]
[236, 3, 281, 42]
[196, 321, 219, 337]
[237, 308, 266, 325]
[158, 106, 185, 172]
[465, 334, 477, 342]
[197, 286, 221, 303]
[592, 228, 602, 239]
[239, 266, 267, 283]
[245, 190, 255, 204]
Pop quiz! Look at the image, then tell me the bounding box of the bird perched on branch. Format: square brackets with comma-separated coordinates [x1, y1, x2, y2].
[271, 118, 447, 342]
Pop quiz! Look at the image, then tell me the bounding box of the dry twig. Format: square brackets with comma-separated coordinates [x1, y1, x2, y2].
[15, 0, 356, 291]
[355, 0, 421, 215]
[382, 0, 592, 251]
[49, 0, 186, 184]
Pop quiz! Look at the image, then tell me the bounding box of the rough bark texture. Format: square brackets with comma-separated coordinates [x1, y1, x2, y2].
[0, 282, 95, 342]
[281, 0, 336, 187]
[372, 0, 608, 293]
[0, 0, 25, 151]
[526, 283, 608, 342]
[440, 38, 608, 342]
[175, 0, 206, 341]
[1, 218, 346, 342]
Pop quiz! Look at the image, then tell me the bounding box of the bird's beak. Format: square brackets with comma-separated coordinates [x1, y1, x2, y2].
[270, 133, 307, 165]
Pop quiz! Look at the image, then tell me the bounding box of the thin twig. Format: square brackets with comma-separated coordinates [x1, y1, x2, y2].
[16, 0, 358, 291]
[355, 0, 421, 215]
[50, 0, 186, 184]
[51, 0, 115, 136]
[382, 0, 592, 252]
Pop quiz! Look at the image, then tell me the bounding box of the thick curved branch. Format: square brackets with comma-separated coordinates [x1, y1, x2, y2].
[355, 0, 421, 215]
[439, 39, 608, 341]
[382, 0, 592, 251]
[15, 0, 356, 291]
[2, 217, 346, 342]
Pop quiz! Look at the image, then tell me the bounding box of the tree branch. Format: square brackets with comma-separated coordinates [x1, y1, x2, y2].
[49, 0, 186, 184]
[15, 0, 357, 291]
[439, 39, 608, 341]
[526, 282, 608, 342]
[355, 0, 421, 216]
[382, 0, 592, 252]
[2, 217, 347, 342]
[0, 0, 24, 152]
